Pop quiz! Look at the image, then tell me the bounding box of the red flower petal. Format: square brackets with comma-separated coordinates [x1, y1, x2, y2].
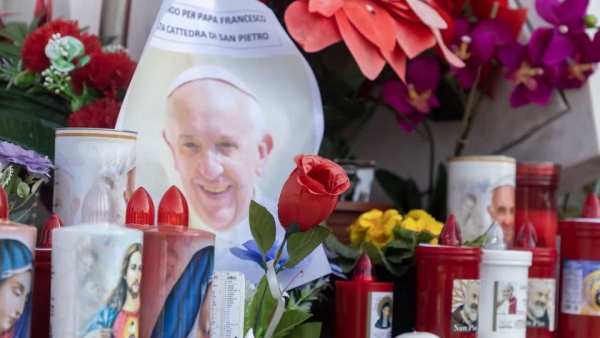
[343, 0, 396, 51]
[285, 1, 342, 52]
[394, 20, 436, 59]
[380, 45, 407, 82]
[308, 0, 343, 17]
[68, 98, 121, 129]
[335, 11, 386, 80]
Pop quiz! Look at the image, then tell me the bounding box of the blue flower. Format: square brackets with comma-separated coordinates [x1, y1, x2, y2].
[0, 141, 53, 177]
[230, 240, 289, 270]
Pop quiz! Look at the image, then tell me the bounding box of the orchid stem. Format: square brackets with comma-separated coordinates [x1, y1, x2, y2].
[422, 119, 435, 205]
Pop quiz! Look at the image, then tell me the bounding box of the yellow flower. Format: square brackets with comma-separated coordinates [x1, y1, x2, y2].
[347, 209, 402, 248]
[400, 209, 444, 244]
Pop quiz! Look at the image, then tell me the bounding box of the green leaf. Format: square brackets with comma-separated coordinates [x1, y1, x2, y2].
[385, 239, 413, 250]
[427, 164, 447, 221]
[0, 22, 29, 45]
[244, 276, 277, 336]
[284, 225, 331, 268]
[385, 250, 413, 263]
[417, 230, 437, 244]
[249, 200, 276, 260]
[339, 257, 358, 273]
[464, 234, 486, 247]
[77, 55, 91, 68]
[375, 169, 422, 213]
[273, 310, 312, 338]
[393, 228, 418, 244]
[30, 177, 45, 196]
[16, 181, 30, 198]
[0, 42, 21, 59]
[324, 233, 360, 259]
[289, 322, 322, 338]
[9, 207, 32, 223]
[361, 242, 404, 276]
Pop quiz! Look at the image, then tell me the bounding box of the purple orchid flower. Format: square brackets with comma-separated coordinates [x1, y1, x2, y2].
[382, 56, 441, 132]
[531, 0, 589, 65]
[0, 141, 53, 177]
[450, 18, 512, 88]
[555, 31, 600, 89]
[230, 240, 290, 270]
[498, 42, 558, 108]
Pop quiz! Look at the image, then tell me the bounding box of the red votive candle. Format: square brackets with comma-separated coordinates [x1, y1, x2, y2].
[415, 244, 482, 337]
[557, 195, 600, 337]
[514, 246, 557, 338]
[32, 248, 51, 338]
[515, 163, 560, 249]
[336, 254, 394, 338]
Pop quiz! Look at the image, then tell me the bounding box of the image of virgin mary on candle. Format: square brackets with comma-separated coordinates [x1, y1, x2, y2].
[151, 246, 214, 338]
[374, 300, 392, 329]
[0, 239, 33, 338]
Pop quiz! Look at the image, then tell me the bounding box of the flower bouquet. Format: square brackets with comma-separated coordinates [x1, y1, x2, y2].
[233, 155, 349, 338]
[0, 1, 136, 159]
[325, 209, 444, 277]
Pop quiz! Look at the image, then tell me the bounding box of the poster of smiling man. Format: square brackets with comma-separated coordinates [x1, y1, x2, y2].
[116, 0, 329, 288]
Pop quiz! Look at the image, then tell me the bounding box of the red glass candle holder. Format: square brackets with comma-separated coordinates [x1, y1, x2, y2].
[557, 219, 600, 337]
[415, 244, 482, 337]
[515, 163, 560, 248]
[32, 248, 51, 338]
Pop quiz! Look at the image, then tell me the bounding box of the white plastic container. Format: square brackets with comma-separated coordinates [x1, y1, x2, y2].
[478, 249, 533, 338]
[447, 156, 516, 245]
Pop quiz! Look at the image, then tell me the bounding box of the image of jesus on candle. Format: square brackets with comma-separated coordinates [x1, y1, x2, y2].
[84, 243, 142, 338]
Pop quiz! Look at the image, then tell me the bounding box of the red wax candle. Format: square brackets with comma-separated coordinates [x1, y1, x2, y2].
[336, 254, 394, 338]
[415, 244, 482, 337]
[557, 216, 600, 337]
[515, 248, 557, 338]
[32, 248, 51, 338]
[515, 163, 560, 248]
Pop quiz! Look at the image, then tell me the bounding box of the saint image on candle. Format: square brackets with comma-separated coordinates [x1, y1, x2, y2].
[458, 193, 484, 241]
[487, 179, 515, 245]
[151, 246, 214, 338]
[374, 300, 392, 329]
[527, 280, 551, 328]
[496, 283, 517, 315]
[84, 243, 142, 338]
[0, 239, 33, 338]
[451, 280, 479, 332]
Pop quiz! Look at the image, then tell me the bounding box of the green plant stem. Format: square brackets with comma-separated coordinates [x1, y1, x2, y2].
[453, 64, 501, 156]
[343, 107, 376, 159]
[254, 233, 291, 336]
[422, 119, 435, 204]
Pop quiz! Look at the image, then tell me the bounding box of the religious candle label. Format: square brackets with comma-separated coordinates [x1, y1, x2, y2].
[210, 271, 244, 338]
[492, 281, 528, 332]
[367, 291, 393, 338]
[451, 279, 480, 332]
[527, 278, 555, 330]
[561, 260, 600, 316]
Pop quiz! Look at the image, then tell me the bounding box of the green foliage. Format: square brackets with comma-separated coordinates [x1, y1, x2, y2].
[245, 276, 277, 337]
[284, 225, 331, 268]
[272, 310, 312, 338]
[286, 277, 331, 313]
[288, 322, 322, 338]
[249, 201, 277, 262]
[375, 169, 422, 214]
[464, 234, 486, 247]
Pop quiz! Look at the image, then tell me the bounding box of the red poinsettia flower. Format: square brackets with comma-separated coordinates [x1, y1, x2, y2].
[71, 51, 137, 98]
[284, 0, 464, 81]
[68, 98, 121, 129]
[470, 0, 528, 39]
[424, 0, 467, 18]
[21, 19, 101, 72]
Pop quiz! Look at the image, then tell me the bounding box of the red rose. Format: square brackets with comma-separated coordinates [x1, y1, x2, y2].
[71, 50, 137, 98]
[278, 155, 350, 231]
[21, 19, 101, 72]
[68, 98, 121, 129]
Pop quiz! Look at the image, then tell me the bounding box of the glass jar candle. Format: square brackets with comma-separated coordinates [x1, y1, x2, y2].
[515, 163, 561, 249]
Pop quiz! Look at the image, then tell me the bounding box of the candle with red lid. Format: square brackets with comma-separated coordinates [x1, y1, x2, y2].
[0, 186, 37, 337]
[126, 187, 155, 228]
[138, 186, 215, 338]
[514, 163, 560, 249]
[557, 193, 600, 337]
[32, 213, 63, 338]
[416, 215, 482, 338]
[335, 253, 394, 338]
[514, 221, 557, 338]
[51, 180, 144, 337]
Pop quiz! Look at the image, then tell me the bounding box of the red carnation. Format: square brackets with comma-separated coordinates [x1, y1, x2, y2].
[68, 98, 121, 129]
[21, 19, 101, 72]
[71, 51, 137, 98]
